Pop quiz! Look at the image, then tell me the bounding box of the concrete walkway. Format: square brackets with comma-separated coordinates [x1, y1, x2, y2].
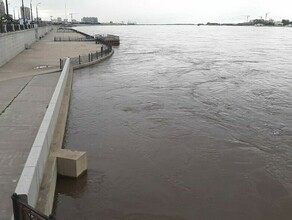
[0, 27, 101, 82]
[0, 27, 101, 219]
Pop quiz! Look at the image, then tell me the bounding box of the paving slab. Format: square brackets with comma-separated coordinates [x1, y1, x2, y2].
[0, 77, 32, 113]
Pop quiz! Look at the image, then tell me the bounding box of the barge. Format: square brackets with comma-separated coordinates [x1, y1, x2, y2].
[95, 34, 120, 46]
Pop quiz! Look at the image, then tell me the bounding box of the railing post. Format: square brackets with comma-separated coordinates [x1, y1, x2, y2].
[49, 214, 56, 220]
[79, 55, 81, 64]
[11, 193, 20, 220]
[96, 51, 98, 59]
[88, 53, 90, 62]
[12, 192, 55, 220]
[60, 59, 62, 69]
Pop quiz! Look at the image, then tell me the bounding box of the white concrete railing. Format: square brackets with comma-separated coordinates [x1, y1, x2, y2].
[14, 58, 71, 207]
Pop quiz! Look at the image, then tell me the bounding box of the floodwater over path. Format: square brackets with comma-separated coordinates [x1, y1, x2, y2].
[54, 26, 292, 220]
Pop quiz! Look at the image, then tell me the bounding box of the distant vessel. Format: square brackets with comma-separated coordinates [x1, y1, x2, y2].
[94, 34, 120, 46]
[127, 21, 136, 25]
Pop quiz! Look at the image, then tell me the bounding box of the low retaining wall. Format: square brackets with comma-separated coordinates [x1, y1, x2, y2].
[14, 58, 71, 208]
[60, 46, 114, 70]
[74, 49, 114, 70]
[37, 26, 53, 39]
[0, 26, 52, 67]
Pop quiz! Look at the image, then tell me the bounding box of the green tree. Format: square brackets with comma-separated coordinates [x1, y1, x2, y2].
[0, 14, 13, 24]
[282, 19, 290, 26]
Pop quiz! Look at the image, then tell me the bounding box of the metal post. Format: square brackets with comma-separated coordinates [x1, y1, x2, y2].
[30, 0, 33, 23]
[11, 193, 20, 220]
[5, 0, 9, 17]
[21, 0, 25, 24]
[88, 53, 90, 62]
[36, 3, 41, 25]
[79, 55, 81, 64]
[96, 51, 98, 59]
[13, 6, 16, 20]
[49, 214, 55, 220]
[36, 5, 38, 25]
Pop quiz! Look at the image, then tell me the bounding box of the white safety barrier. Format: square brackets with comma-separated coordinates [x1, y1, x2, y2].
[14, 58, 71, 207]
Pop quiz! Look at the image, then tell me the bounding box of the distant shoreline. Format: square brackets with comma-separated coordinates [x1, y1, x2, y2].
[72, 23, 292, 27]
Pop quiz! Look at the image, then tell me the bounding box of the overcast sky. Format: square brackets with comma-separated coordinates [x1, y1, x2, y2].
[6, 0, 292, 23]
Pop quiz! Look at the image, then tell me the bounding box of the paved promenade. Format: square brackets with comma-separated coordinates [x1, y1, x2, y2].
[0, 27, 101, 219]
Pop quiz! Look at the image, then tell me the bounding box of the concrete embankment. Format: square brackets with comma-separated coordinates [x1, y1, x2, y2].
[0, 27, 114, 219]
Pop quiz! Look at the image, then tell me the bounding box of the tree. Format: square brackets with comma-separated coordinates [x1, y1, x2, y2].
[0, 14, 13, 24]
[0, 14, 14, 32]
[282, 19, 290, 26]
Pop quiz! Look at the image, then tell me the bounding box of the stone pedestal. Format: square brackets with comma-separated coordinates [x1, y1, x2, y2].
[55, 149, 87, 178]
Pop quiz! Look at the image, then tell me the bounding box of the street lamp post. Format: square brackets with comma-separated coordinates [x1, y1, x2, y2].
[36, 2, 40, 25]
[21, 0, 25, 24]
[30, 0, 33, 23]
[13, 6, 17, 20]
[5, 0, 9, 16]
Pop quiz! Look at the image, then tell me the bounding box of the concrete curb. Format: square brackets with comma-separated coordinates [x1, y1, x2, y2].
[72, 50, 114, 70]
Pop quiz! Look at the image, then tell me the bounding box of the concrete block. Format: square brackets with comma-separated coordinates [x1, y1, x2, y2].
[25, 144, 49, 180]
[32, 130, 48, 149]
[15, 166, 39, 207]
[25, 147, 42, 167]
[41, 111, 56, 144]
[56, 149, 87, 178]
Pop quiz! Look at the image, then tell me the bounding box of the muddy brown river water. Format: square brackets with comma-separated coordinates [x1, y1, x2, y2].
[54, 26, 292, 220]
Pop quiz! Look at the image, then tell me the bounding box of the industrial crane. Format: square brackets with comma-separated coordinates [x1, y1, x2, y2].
[69, 12, 78, 23]
[265, 12, 270, 20]
[242, 15, 250, 23]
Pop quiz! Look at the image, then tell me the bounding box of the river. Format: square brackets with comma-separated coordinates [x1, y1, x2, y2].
[54, 25, 292, 220]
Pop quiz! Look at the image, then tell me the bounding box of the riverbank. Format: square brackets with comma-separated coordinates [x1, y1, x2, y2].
[0, 26, 113, 219]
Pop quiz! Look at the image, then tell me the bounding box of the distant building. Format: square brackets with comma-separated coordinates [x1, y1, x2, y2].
[0, 0, 5, 16]
[57, 17, 62, 23]
[81, 17, 98, 24]
[20, 6, 31, 21]
[35, 17, 41, 22]
[274, 21, 284, 26]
